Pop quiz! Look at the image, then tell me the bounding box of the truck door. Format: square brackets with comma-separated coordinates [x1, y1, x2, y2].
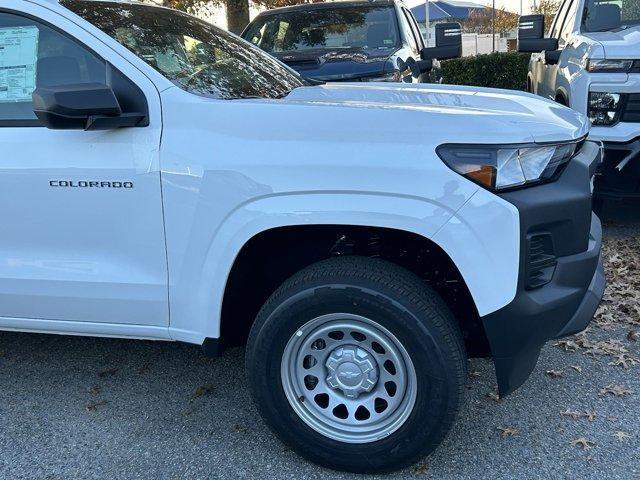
[0, 7, 168, 330]
[536, 0, 576, 100]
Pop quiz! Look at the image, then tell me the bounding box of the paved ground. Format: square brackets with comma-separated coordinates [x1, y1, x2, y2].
[0, 204, 639, 480]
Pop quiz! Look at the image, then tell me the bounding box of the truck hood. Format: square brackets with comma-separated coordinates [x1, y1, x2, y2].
[272, 47, 393, 82]
[283, 83, 589, 143]
[584, 25, 640, 58]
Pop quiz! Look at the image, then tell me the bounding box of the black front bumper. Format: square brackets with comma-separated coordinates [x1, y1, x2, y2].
[594, 137, 640, 200]
[482, 141, 606, 396]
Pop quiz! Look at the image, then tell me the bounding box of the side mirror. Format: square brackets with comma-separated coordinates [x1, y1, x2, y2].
[544, 49, 562, 65]
[421, 22, 462, 61]
[397, 57, 434, 78]
[33, 83, 145, 130]
[518, 14, 559, 53]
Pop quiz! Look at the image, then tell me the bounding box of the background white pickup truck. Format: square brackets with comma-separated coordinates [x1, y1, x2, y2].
[1, 0, 604, 473]
[518, 0, 640, 201]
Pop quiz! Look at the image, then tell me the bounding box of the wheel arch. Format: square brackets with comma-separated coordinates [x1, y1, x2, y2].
[166, 193, 456, 344]
[555, 87, 570, 106]
[219, 224, 490, 357]
[166, 191, 518, 357]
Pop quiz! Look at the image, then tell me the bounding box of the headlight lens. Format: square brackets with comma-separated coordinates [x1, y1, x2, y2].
[437, 142, 579, 191]
[588, 92, 622, 126]
[586, 59, 634, 73]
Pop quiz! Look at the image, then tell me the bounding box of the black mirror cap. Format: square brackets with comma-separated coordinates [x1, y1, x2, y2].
[33, 83, 122, 130]
[518, 14, 545, 40]
[518, 14, 560, 53]
[421, 23, 462, 60]
[518, 37, 559, 53]
[435, 22, 462, 48]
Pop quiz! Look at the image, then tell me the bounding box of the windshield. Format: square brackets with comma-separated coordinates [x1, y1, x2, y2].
[242, 5, 400, 54]
[62, 1, 307, 99]
[582, 0, 640, 31]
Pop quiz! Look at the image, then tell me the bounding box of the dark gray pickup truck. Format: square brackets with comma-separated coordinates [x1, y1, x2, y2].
[241, 0, 461, 83]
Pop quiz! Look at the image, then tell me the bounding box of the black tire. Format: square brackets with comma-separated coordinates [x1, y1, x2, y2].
[592, 197, 605, 217]
[245, 256, 466, 473]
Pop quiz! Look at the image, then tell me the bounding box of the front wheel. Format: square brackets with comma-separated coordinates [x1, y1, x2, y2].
[246, 257, 466, 473]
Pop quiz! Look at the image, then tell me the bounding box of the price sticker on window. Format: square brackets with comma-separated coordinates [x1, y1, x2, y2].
[0, 26, 39, 103]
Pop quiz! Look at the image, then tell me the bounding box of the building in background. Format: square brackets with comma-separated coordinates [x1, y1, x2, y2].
[410, 0, 486, 24]
[410, 0, 517, 55]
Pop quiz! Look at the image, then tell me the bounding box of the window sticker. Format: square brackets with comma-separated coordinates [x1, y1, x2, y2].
[0, 26, 39, 103]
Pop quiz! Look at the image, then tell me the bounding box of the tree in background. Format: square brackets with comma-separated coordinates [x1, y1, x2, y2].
[158, 0, 247, 33]
[622, 0, 640, 20]
[462, 6, 519, 35]
[531, 0, 561, 30]
[159, 0, 322, 34]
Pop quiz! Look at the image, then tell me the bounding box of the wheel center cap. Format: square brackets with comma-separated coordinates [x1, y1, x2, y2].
[325, 345, 378, 399]
[336, 362, 363, 387]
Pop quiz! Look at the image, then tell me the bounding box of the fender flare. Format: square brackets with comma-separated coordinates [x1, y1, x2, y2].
[167, 192, 460, 342]
[167, 191, 519, 344]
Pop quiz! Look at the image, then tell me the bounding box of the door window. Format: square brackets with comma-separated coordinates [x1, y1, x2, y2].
[0, 12, 106, 124]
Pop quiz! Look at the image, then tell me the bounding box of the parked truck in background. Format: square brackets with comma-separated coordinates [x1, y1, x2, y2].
[241, 0, 462, 83]
[519, 0, 640, 203]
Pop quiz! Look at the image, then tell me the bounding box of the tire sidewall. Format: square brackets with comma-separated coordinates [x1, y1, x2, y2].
[247, 278, 462, 472]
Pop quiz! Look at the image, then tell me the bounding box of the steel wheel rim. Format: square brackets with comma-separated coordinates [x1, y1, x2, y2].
[281, 313, 418, 444]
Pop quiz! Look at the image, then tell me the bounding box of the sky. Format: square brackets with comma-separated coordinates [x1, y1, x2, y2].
[404, 0, 534, 15]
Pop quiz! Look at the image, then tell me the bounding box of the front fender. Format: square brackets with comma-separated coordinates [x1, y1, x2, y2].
[166, 192, 464, 342]
[166, 188, 520, 344]
[434, 187, 520, 316]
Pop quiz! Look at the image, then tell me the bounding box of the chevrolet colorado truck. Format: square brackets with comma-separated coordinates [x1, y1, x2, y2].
[0, 0, 604, 473]
[518, 0, 640, 202]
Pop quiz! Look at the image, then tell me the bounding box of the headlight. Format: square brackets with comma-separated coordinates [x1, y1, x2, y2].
[588, 92, 622, 126]
[437, 142, 580, 191]
[586, 59, 634, 73]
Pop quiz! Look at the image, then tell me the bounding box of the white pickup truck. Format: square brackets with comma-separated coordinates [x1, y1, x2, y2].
[518, 0, 640, 202]
[1, 0, 604, 473]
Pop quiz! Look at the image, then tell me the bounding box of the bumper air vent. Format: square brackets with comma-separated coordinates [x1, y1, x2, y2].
[526, 233, 557, 289]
